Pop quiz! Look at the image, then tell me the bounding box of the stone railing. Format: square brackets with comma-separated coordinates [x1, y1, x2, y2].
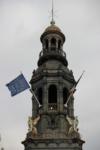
[39, 49, 66, 58]
[48, 103, 57, 110]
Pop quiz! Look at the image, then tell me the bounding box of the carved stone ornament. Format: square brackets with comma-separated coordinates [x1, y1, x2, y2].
[66, 116, 79, 135]
[28, 116, 40, 136]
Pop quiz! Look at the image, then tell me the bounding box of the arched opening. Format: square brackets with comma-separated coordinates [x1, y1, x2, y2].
[45, 39, 48, 49]
[58, 40, 61, 49]
[37, 88, 43, 105]
[48, 85, 57, 104]
[51, 38, 56, 50]
[63, 87, 69, 104]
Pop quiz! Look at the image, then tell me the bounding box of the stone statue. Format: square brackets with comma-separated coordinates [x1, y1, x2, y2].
[28, 116, 40, 136]
[66, 116, 78, 135]
[28, 116, 33, 132]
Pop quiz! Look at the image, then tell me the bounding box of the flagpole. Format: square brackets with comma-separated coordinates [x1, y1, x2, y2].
[64, 71, 85, 107]
[75, 71, 85, 86]
[64, 90, 74, 107]
[30, 89, 41, 107]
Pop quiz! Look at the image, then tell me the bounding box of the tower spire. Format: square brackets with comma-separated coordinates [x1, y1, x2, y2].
[51, 0, 55, 25]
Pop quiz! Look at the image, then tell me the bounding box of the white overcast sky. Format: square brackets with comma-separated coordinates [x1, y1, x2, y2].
[0, 0, 100, 150]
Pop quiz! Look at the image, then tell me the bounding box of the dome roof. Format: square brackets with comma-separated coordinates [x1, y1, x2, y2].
[40, 21, 65, 42]
[45, 23, 61, 32]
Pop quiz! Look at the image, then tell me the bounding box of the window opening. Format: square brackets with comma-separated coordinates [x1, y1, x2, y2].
[48, 85, 57, 103]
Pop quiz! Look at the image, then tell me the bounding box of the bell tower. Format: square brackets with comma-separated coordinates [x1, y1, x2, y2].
[22, 18, 85, 150]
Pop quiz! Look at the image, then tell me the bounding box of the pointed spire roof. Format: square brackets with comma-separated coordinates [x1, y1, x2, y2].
[45, 0, 61, 32]
[50, 0, 55, 25]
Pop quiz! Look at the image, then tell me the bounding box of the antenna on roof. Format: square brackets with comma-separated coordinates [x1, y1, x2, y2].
[51, 0, 55, 25]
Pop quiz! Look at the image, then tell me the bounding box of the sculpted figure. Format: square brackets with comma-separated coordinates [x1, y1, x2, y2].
[66, 116, 78, 135]
[28, 117, 33, 132]
[28, 116, 40, 136]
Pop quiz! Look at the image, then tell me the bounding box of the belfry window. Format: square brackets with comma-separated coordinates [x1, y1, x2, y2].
[63, 87, 69, 104]
[51, 38, 56, 50]
[58, 40, 61, 49]
[45, 39, 48, 49]
[37, 88, 43, 105]
[48, 85, 57, 103]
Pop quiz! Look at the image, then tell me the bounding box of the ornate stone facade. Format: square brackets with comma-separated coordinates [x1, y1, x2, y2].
[22, 21, 85, 150]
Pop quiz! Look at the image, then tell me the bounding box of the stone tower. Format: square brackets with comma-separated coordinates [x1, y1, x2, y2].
[22, 20, 85, 150]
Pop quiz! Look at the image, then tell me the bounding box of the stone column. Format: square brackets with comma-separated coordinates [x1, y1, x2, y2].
[43, 40, 45, 50]
[67, 96, 74, 118]
[57, 81, 63, 112]
[43, 80, 48, 112]
[56, 38, 58, 50]
[48, 39, 51, 51]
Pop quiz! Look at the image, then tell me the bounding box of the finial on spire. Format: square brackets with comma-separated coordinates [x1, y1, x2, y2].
[51, 0, 55, 25]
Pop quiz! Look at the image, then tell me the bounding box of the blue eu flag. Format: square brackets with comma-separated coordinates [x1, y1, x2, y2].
[6, 74, 30, 96]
